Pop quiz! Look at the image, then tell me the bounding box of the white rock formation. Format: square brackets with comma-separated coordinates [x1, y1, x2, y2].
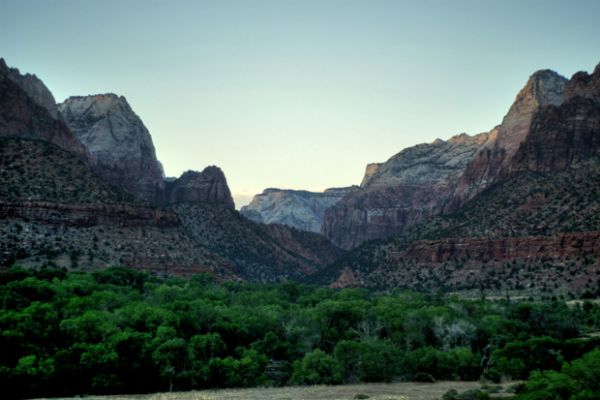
[241, 187, 357, 233]
[59, 94, 165, 204]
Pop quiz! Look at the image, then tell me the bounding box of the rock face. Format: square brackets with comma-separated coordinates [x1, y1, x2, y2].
[0, 60, 345, 283]
[360, 163, 381, 187]
[322, 66, 583, 250]
[59, 94, 165, 204]
[319, 62, 600, 294]
[0, 58, 87, 157]
[5, 62, 62, 119]
[166, 167, 235, 209]
[452, 69, 568, 207]
[508, 63, 600, 174]
[322, 132, 489, 249]
[240, 186, 357, 232]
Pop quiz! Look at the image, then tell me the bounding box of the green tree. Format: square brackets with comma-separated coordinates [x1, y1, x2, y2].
[289, 349, 342, 385]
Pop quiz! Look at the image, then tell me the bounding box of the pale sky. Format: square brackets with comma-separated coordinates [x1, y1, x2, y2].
[2, 0, 600, 207]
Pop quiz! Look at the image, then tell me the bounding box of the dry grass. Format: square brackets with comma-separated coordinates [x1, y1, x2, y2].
[39, 381, 517, 400]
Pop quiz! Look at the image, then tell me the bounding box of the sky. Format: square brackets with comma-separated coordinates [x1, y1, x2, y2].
[2, 0, 600, 208]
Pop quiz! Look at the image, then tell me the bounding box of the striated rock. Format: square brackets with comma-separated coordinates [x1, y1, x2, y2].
[389, 232, 600, 265]
[0, 59, 88, 157]
[240, 186, 357, 232]
[59, 94, 165, 204]
[510, 96, 600, 173]
[452, 69, 568, 207]
[166, 167, 235, 209]
[322, 132, 489, 249]
[0, 201, 180, 228]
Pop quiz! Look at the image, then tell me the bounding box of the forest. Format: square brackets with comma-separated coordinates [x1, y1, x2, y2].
[1, 266, 600, 399]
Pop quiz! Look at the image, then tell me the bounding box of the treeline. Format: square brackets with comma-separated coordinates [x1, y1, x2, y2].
[1, 267, 600, 399]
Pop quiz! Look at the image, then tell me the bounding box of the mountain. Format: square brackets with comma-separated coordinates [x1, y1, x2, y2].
[59, 94, 165, 204]
[451, 69, 568, 208]
[0, 137, 236, 278]
[322, 132, 489, 249]
[315, 62, 600, 296]
[5, 62, 62, 120]
[240, 186, 357, 232]
[166, 167, 235, 209]
[172, 203, 344, 282]
[0, 58, 88, 157]
[322, 67, 573, 251]
[0, 58, 343, 282]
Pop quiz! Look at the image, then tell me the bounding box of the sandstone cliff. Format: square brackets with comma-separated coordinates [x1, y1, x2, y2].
[317, 62, 600, 295]
[0, 59, 87, 157]
[240, 186, 357, 232]
[5, 62, 62, 119]
[59, 94, 165, 204]
[322, 132, 489, 249]
[451, 69, 568, 207]
[166, 167, 235, 209]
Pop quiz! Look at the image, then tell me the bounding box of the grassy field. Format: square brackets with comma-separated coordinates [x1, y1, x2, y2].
[39, 381, 517, 400]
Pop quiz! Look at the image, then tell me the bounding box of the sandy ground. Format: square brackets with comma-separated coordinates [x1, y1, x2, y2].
[40, 381, 517, 400]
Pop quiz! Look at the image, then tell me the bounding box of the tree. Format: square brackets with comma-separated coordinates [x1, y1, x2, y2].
[289, 349, 342, 385]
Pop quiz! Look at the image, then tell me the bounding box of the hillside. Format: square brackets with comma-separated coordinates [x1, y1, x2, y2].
[173, 203, 344, 282]
[314, 156, 600, 295]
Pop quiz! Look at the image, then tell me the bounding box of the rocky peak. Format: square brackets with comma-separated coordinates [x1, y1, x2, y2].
[451, 68, 569, 207]
[564, 62, 600, 103]
[1, 58, 62, 120]
[240, 186, 357, 233]
[166, 166, 235, 209]
[512, 70, 566, 109]
[0, 58, 87, 157]
[59, 94, 165, 204]
[509, 62, 600, 174]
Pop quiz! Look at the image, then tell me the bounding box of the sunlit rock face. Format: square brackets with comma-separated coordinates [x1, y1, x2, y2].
[240, 187, 358, 233]
[322, 132, 489, 249]
[166, 167, 235, 209]
[451, 69, 568, 208]
[59, 94, 165, 204]
[0, 58, 88, 157]
[360, 163, 382, 187]
[322, 68, 578, 250]
[509, 63, 600, 174]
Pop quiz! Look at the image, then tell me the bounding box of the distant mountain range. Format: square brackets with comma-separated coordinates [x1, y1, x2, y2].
[0, 58, 342, 282]
[1, 56, 599, 295]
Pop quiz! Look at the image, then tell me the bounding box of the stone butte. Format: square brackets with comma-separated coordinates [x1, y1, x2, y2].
[166, 167, 235, 209]
[59, 94, 165, 204]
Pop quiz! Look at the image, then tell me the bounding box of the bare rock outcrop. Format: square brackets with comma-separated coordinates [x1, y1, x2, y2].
[240, 186, 357, 232]
[166, 167, 235, 209]
[452, 69, 568, 207]
[59, 94, 165, 204]
[322, 132, 489, 249]
[0, 58, 88, 157]
[5, 62, 62, 119]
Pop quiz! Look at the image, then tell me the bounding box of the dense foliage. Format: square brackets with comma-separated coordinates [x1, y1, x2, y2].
[1, 266, 600, 399]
